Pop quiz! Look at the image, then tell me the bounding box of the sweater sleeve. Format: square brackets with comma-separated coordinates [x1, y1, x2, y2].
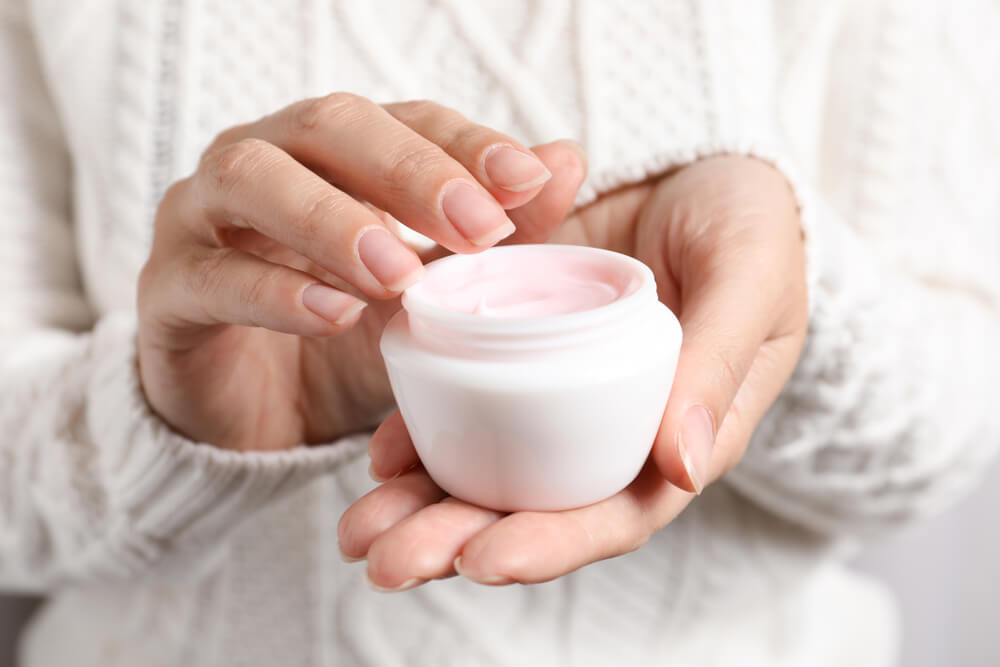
[720, 5, 1000, 538]
[724, 186, 1000, 538]
[570, 1, 999, 539]
[0, 4, 364, 592]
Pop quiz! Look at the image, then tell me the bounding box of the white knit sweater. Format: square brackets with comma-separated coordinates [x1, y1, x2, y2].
[2, 0, 998, 665]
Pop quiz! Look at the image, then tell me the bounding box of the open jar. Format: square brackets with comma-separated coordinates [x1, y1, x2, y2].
[380, 244, 681, 511]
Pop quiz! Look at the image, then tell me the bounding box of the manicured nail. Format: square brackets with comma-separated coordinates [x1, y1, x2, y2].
[453, 556, 513, 585]
[677, 406, 715, 495]
[301, 285, 367, 325]
[364, 570, 424, 593]
[484, 145, 551, 192]
[441, 181, 515, 247]
[357, 227, 424, 291]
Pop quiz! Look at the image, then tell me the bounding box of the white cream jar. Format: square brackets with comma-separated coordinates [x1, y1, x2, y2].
[380, 244, 681, 511]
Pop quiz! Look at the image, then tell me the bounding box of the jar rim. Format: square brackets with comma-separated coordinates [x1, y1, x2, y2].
[401, 244, 656, 339]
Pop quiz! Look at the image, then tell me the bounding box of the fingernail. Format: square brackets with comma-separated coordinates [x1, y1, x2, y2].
[677, 406, 715, 495]
[364, 570, 425, 593]
[339, 548, 364, 563]
[367, 462, 411, 484]
[357, 227, 424, 292]
[441, 181, 515, 247]
[453, 556, 513, 585]
[484, 145, 551, 192]
[301, 285, 367, 325]
[368, 461, 387, 483]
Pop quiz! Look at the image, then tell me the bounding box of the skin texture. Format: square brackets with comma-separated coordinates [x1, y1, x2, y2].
[340, 155, 808, 590]
[138, 95, 582, 452]
[138, 93, 807, 591]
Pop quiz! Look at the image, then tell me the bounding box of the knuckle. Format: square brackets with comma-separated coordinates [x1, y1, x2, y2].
[390, 98, 445, 124]
[383, 144, 447, 191]
[438, 119, 490, 157]
[709, 345, 749, 398]
[405, 98, 441, 114]
[136, 256, 163, 310]
[201, 138, 275, 195]
[158, 177, 190, 212]
[294, 92, 372, 132]
[188, 249, 230, 298]
[299, 190, 348, 241]
[393, 101, 479, 153]
[240, 266, 279, 327]
[153, 178, 192, 232]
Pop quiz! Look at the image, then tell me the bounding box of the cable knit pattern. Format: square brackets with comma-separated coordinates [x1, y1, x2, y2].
[3, 0, 997, 665]
[727, 0, 1000, 536]
[1, 310, 367, 587]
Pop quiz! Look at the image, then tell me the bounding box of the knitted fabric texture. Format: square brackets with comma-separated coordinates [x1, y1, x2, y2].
[2, 0, 997, 665]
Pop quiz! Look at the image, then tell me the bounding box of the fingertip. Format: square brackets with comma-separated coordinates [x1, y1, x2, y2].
[340, 548, 365, 563]
[548, 138, 588, 177]
[439, 180, 516, 251]
[333, 300, 368, 326]
[368, 411, 420, 480]
[467, 219, 516, 248]
[675, 437, 704, 495]
[382, 264, 425, 293]
[301, 305, 367, 339]
[504, 139, 588, 244]
[651, 414, 701, 495]
[363, 569, 426, 593]
[483, 143, 552, 194]
[534, 139, 587, 187]
[368, 461, 389, 483]
[453, 555, 514, 586]
[302, 284, 367, 326]
[337, 512, 364, 562]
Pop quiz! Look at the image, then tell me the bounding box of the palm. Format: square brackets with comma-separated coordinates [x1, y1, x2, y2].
[338, 157, 808, 590]
[337, 181, 697, 588]
[140, 140, 589, 453]
[146, 175, 636, 452]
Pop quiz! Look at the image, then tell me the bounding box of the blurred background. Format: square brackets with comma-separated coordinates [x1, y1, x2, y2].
[0, 458, 997, 665]
[853, 454, 1000, 667]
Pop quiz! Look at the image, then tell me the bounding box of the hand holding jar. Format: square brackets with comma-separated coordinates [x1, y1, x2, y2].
[136, 95, 586, 452]
[339, 155, 809, 591]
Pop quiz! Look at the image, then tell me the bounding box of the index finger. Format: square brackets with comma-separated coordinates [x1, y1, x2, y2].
[232, 93, 520, 253]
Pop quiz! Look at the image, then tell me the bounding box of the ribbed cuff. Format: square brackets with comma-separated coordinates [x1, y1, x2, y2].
[83, 312, 366, 575]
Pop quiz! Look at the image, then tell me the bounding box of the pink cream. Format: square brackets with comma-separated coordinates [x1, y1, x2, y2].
[411, 247, 642, 318]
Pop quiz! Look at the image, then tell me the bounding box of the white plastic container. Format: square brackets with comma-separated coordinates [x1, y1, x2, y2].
[380, 244, 681, 511]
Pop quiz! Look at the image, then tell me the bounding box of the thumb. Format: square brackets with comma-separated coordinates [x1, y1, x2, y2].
[412, 139, 587, 265]
[651, 268, 772, 494]
[503, 139, 587, 244]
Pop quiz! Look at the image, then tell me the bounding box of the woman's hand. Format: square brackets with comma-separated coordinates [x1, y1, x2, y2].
[137, 94, 585, 451]
[338, 155, 808, 590]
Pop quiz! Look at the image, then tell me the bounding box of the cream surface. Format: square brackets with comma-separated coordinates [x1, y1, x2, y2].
[412, 249, 638, 318]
